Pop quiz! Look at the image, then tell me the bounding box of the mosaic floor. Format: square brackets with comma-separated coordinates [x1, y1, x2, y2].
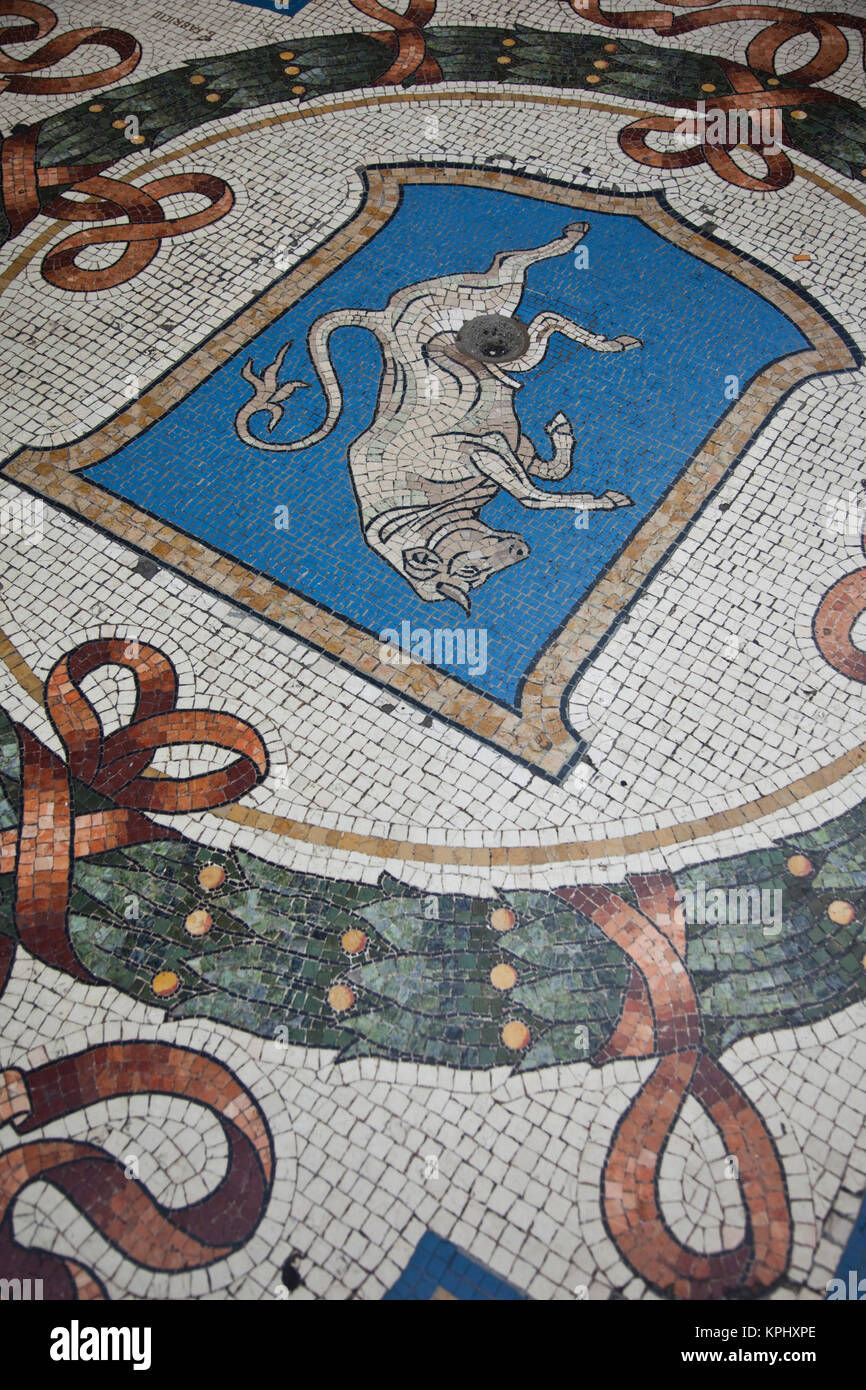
[1, 0, 865, 1306]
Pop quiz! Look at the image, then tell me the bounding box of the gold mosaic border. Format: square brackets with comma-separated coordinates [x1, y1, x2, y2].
[4, 163, 855, 780]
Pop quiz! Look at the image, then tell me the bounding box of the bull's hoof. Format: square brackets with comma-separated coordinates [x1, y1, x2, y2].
[602, 490, 633, 508]
[613, 335, 643, 351]
[544, 410, 573, 436]
[565, 222, 590, 240]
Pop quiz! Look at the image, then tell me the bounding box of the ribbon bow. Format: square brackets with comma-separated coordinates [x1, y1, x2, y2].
[0, 1041, 274, 1299]
[574, 0, 866, 192]
[557, 875, 791, 1299]
[1, 638, 268, 986]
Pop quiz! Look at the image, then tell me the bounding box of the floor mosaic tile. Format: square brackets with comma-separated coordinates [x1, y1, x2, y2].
[384, 1230, 528, 1298]
[1, 0, 866, 1319]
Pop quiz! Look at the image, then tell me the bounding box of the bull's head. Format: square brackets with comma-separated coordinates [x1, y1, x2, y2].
[401, 523, 529, 615]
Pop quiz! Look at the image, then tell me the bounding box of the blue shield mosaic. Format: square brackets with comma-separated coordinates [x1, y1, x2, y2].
[85, 179, 807, 712]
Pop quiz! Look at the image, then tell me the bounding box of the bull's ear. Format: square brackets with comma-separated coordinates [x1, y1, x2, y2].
[402, 546, 441, 580]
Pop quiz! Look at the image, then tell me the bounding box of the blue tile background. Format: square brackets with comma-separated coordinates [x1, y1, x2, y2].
[86, 183, 808, 707]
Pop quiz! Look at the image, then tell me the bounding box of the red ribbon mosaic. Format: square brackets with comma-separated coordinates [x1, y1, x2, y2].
[0, 640, 272, 1300]
[815, 522, 866, 684]
[1, 126, 235, 291]
[0, 1, 140, 96]
[572, 0, 866, 191]
[0, 1042, 274, 1299]
[0, 638, 268, 988]
[0, 5, 232, 291]
[352, 0, 443, 85]
[556, 875, 791, 1299]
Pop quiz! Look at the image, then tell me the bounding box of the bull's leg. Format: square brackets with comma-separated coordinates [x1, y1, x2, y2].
[486, 222, 588, 282]
[518, 411, 575, 482]
[506, 310, 642, 372]
[457, 223, 592, 317]
[456, 431, 632, 512]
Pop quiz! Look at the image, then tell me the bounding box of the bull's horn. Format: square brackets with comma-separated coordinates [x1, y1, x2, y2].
[437, 582, 472, 616]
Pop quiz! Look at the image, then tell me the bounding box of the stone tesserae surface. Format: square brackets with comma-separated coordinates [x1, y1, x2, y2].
[0, 0, 865, 1310]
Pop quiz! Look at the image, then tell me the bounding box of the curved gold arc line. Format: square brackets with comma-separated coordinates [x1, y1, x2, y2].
[2, 91, 865, 867]
[9, 86, 866, 296]
[1, 623, 864, 866]
[0, 90, 645, 297]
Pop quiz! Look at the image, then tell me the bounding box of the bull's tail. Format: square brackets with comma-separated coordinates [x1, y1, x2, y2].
[234, 308, 376, 452]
